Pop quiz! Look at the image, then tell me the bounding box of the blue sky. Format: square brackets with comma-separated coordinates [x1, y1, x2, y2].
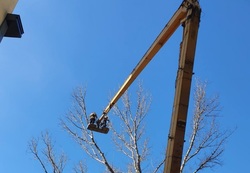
[1, 0, 250, 172]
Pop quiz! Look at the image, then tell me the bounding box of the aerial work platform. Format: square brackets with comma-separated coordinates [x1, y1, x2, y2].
[87, 124, 109, 134]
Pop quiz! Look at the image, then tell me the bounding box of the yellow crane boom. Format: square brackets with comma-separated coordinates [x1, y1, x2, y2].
[88, 1, 201, 172]
[163, 1, 201, 173]
[98, 0, 193, 122]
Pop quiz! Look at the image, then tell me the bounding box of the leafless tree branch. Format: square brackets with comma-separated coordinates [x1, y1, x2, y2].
[28, 137, 49, 173]
[110, 82, 153, 173]
[180, 79, 235, 173]
[73, 161, 87, 173]
[31, 81, 230, 173]
[60, 86, 115, 173]
[28, 131, 67, 173]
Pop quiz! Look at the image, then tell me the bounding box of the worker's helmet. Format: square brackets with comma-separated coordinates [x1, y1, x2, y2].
[90, 112, 97, 116]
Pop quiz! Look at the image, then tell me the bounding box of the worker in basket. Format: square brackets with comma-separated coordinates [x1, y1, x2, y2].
[89, 112, 97, 124]
[100, 116, 109, 128]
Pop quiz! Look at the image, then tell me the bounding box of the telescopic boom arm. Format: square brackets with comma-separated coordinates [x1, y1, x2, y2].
[90, 1, 201, 173]
[97, 0, 192, 123]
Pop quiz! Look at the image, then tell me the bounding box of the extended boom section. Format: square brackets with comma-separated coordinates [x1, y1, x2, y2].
[164, 1, 201, 173]
[97, 1, 191, 123]
[87, 1, 201, 172]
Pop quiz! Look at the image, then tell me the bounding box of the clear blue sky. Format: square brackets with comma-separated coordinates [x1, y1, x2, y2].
[1, 0, 249, 172]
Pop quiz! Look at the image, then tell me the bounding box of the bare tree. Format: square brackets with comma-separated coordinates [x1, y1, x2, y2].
[73, 161, 87, 173]
[60, 87, 116, 173]
[30, 80, 233, 173]
[60, 83, 164, 173]
[111, 83, 156, 173]
[180, 80, 234, 173]
[28, 131, 67, 173]
[28, 131, 87, 173]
